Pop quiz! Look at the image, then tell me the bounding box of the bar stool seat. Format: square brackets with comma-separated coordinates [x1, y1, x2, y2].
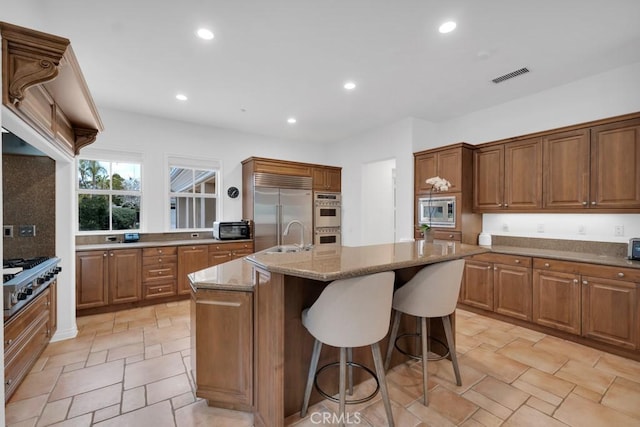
[300, 272, 395, 427]
[384, 259, 465, 406]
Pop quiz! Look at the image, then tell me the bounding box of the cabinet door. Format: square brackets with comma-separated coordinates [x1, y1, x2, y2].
[324, 168, 341, 192]
[415, 153, 437, 193]
[473, 146, 503, 210]
[76, 250, 108, 309]
[108, 249, 141, 304]
[494, 265, 532, 321]
[178, 245, 210, 295]
[532, 269, 581, 334]
[312, 167, 328, 190]
[437, 148, 462, 192]
[504, 138, 542, 209]
[582, 276, 637, 349]
[194, 289, 253, 408]
[543, 129, 590, 209]
[590, 118, 640, 209]
[461, 260, 494, 310]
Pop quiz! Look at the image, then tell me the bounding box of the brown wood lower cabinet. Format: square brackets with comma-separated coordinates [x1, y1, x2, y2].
[530, 258, 639, 353]
[191, 288, 253, 410]
[178, 245, 209, 295]
[461, 253, 532, 321]
[142, 246, 178, 300]
[4, 285, 55, 402]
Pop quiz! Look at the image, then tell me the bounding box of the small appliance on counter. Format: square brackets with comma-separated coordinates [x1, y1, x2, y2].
[478, 232, 492, 246]
[629, 237, 640, 260]
[123, 232, 140, 243]
[213, 220, 251, 240]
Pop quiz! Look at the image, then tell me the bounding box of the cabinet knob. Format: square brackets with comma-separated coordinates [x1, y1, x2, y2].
[515, 259, 520, 263]
[573, 279, 578, 284]
[110, 253, 114, 257]
[159, 288, 163, 292]
[544, 263, 550, 268]
[487, 266, 492, 270]
[618, 272, 625, 278]
[448, 234, 453, 238]
[493, 267, 497, 271]
[6, 379, 12, 386]
[582, 201, 587, 206]
[591, 201, 596, 205]
[582, 280, 588, 285]
[498, 203, 503, 207]
[504, 203, 509, 207]
[5, 339, 13, 346]
[103, 253, 107, 257]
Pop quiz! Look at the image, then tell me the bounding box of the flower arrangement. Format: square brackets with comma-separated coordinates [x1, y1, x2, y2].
[418, 176, 452, 239]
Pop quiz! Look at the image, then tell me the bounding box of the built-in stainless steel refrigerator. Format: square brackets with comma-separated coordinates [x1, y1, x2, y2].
[253, 173, 313, 252]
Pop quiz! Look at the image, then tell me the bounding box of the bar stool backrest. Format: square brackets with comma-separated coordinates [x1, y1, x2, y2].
[304, 271, 395, 348]
[392, 259, 465, 318]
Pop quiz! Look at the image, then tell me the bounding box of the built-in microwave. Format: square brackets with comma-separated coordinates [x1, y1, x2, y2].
[418, 195, 456, 228]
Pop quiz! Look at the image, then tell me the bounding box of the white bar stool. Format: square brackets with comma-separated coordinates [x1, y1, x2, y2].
[300, 272, 395, 427]
[384, 259, 465, 406]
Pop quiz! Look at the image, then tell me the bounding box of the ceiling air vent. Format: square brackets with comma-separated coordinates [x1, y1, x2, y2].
[491, 67, 530, 84]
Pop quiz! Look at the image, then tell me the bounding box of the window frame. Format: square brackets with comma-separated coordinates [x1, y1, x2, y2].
[166, 155, 222, 232]
[76, 150, 143, 235]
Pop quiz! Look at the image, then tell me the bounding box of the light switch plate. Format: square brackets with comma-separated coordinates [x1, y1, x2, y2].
[19, 225, 36, 237]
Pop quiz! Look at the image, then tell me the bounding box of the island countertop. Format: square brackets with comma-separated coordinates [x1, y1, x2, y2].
[245, 240, 489, 282]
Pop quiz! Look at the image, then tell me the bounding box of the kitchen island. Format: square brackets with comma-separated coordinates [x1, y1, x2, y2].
[189, 241, 488, 427]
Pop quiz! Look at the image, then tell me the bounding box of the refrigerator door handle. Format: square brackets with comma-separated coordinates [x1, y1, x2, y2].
[276, 204, 282, 246]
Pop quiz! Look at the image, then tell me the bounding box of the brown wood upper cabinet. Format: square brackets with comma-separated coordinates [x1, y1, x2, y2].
[543, 118, 640, 209]
[474, 138, 542, 211]
[312, 166, 341, 192]
[415, 147, 462, 193]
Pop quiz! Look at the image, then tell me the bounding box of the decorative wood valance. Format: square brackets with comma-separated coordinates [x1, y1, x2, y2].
[1, 22, 103, 155]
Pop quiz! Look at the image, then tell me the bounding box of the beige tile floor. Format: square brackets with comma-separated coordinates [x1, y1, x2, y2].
[5, 302, 640, 426]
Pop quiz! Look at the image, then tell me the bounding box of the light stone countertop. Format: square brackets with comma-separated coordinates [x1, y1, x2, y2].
[190, 241, 488, 291]
[77, 238, 252, 251]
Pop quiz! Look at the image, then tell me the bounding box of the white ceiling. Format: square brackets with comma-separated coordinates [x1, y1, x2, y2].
[10, 0, 640, 143]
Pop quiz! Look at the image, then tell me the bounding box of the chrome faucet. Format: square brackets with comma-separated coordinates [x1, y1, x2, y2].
[283, 220, 305, 247]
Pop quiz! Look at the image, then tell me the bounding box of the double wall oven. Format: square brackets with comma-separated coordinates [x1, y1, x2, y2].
[314, 192, 341, 245]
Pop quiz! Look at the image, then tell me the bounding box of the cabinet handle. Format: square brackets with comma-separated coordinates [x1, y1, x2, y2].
[617, 272, 624, 278]
[544, 263, 550, 268]
[515, 259, 520, 263]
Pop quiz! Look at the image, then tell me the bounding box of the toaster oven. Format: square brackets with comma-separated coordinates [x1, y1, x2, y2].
[629, 238, 640, 260]
[213, 221, 251, 240]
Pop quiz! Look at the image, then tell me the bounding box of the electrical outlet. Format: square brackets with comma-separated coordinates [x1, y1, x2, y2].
[105, 235, 117, 242]
[537, 223, 545, 233]
[614, 225, 624, 236]
[191, 233, 199, 238]
[578, 224, 586, 235]
[502, 223, 509, 232]
[3, 225, 13, 238]
[18, 225, 36, 237]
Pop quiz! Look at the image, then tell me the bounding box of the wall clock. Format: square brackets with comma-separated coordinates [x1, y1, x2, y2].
[227, 186, 240, 198]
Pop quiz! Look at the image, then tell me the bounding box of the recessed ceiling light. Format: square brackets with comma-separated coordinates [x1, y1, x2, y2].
[439, 21, 457, 33]
[176, 94, 188, 101]
[287, 117, 297, 124]
[344, 81, 356, 90]
[196, 28, 214, 40]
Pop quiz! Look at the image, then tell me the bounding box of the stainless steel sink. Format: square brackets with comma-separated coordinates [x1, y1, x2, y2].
[265, 245, 313, 254]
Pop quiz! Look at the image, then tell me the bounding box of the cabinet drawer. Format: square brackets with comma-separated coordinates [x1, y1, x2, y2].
[143, 281, 177, 299]
[4, 289, 50, 352]
[533, 258, 581, 273]
[209, 242, 253, 253]
[432, 231, 461, 241]
[470, 253, 531, 267]
[142, 246, 177, 257]
[142, 264, 177, 282]
[578, 264, 640, 283]
[142, 254, 177, 266]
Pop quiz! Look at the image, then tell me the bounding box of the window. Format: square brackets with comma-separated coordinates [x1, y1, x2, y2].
[169, 162, 218, 229]
[77, 159, 141, 232]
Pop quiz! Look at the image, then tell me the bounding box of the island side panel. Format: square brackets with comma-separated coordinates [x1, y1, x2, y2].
[253, 267, 285, 427]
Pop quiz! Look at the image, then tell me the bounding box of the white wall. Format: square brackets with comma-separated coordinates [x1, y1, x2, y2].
[85, 108, 328, 233]
[328, 118, 415, 246]
[416, 62, 640, 243]
[360, 158, 396, 245]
